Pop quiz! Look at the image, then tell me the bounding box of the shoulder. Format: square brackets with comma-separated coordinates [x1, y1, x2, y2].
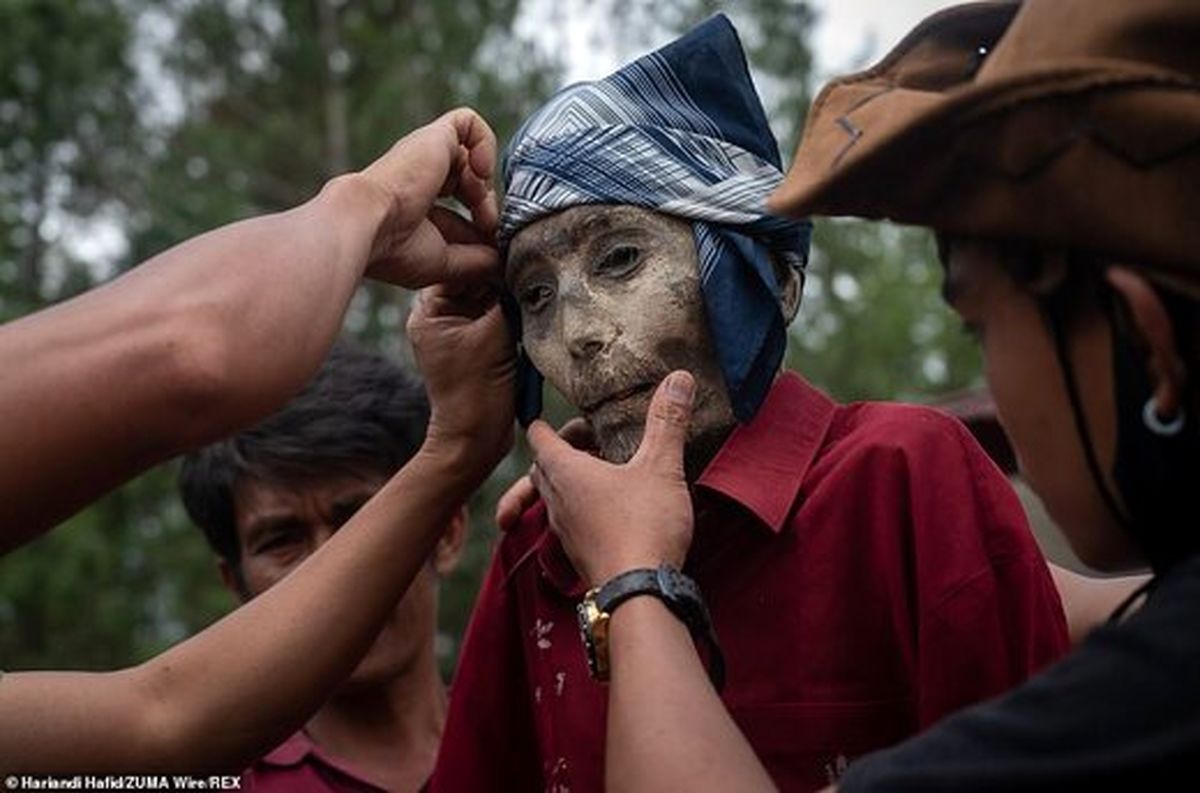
[822, 400, 986, 475]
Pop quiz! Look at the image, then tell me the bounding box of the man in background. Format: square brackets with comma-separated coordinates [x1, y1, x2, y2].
[183, 342, 465, 791]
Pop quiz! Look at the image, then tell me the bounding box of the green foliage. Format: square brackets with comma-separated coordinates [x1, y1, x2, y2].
[0, 0, 142, 320]
[792, 220, 981, 401]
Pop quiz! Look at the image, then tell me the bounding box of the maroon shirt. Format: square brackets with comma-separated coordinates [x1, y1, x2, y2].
[430, 373, 1069, 792]
[241, 732, 384, 793]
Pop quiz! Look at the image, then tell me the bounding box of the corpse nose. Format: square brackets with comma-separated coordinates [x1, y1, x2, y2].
[562, 300, 617, 362]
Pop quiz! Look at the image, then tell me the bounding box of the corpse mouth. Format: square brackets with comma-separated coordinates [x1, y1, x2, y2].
[581, 381, 657, 414]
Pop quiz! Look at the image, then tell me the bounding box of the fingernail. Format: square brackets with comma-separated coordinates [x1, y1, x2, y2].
[666, 372, 694, 406]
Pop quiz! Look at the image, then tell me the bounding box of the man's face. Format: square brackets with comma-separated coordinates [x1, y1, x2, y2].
[942, 240, 1143, 571]
[227, 471, 439, 688]
[508, 205, 736, 469]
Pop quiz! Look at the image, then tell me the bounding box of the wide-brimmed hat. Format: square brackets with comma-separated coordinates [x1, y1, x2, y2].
[771, 0, 1200, 297]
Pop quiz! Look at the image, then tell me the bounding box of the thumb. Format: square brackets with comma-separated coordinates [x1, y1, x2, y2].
[632, 371, 694, 474]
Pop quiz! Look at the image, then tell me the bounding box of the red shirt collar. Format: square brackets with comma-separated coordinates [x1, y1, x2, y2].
[528, 372, 837, 596]
[257, 730, 380, 787]
[259, 731, 317, 766]
[696, 372, 836, 534]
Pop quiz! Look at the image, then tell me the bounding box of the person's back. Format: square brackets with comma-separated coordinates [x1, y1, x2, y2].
[430, 17, 1067, 791]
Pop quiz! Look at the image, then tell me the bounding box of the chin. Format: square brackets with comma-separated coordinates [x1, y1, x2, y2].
[593, 412, 732, 480]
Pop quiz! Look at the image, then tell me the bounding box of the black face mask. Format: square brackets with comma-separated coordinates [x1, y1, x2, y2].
[1044, 287, 1200, 575]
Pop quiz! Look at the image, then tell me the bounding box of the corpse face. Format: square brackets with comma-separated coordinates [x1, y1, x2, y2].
[507, 205, 737, 470]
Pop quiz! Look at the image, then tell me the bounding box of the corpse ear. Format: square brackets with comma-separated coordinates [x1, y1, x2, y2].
[771, 253, 803, 324]
[1107, 266, 1187, 418]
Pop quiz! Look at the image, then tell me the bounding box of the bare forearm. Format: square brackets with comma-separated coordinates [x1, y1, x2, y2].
[0, 440, 478, 772]
[606, 598, 776, 793]
[0, 176, 384, 547]
[1048, 563, 1151, 645]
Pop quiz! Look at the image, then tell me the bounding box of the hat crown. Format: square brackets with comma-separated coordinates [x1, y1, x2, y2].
[979, 0, 1200, 83]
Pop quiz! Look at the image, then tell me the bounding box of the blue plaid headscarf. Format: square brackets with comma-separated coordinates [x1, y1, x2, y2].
[500, 14, 812, 425]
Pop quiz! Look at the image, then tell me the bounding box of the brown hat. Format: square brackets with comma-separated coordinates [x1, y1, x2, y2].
[771, 0, 1200, 297]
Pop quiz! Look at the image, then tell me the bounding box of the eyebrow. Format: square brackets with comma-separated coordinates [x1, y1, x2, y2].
[507, 210, 627, 284]
[242, 513, 305, 548]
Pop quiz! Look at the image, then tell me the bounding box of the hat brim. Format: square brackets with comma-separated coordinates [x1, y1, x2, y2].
[772, 2, 1200, 290]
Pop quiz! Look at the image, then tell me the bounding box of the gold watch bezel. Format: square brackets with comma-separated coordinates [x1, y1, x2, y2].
[577, 587, 612, 681]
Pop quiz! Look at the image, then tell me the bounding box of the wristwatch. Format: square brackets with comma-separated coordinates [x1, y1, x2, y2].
[576, 564, 726, 691]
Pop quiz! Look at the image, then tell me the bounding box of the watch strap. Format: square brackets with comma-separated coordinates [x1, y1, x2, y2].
[593, 565, 726, 691]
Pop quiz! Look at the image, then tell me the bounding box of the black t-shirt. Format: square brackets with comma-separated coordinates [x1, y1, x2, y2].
[840, 554, 1200, 791]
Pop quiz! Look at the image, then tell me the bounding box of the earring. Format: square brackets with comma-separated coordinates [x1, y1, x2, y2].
[1143, 397, 1185, 437]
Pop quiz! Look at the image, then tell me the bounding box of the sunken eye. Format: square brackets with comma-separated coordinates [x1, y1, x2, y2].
[519, 283, 555, 314]
[595, 245, 642, 277]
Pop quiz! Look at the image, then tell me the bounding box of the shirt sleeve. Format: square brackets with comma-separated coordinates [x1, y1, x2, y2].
[840, 557, 1200, 791]
[426, 533, 543, 792]
[899, 411, 1070, 727]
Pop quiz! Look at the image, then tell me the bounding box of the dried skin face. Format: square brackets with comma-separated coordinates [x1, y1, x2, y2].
[507, 205, 736, 471]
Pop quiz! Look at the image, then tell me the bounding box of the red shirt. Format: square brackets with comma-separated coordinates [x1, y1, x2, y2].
[241, 732, 384, 793]
[430, 373, 1069, 792]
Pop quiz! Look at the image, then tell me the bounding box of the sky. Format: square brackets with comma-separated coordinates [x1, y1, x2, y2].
[810, 0, 951, 75]
[538, 0, 953, 84]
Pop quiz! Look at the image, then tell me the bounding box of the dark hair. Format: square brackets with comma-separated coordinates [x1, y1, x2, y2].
[937, 233, 1111, 325]
[937, 232, 1200, 389]
[179, 341, 430, 568]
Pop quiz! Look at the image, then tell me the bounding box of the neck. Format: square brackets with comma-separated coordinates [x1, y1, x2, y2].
[305, 642, 447, 789]
[683, 422, 735, 483]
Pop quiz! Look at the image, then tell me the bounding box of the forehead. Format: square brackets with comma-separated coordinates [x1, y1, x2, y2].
[506, 205, 689, 281]
[233, 472, 383, 521]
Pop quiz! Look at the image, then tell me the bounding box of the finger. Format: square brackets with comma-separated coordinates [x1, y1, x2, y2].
[440, 109, 500, 234]
[429, 204, 492, 246]
[496, 472, 539, 532]
[443, 243, 502, 286]
[631, 370, 694, 473]
[529, 461, 553, 507]
[438, 107, 498, 180]
[441, 161, 498, 236]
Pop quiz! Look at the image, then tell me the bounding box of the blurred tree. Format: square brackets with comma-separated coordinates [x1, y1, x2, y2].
[0, 0, 142, 321]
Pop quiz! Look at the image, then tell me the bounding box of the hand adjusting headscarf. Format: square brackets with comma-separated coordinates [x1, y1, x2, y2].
[499, 14, 813, 425]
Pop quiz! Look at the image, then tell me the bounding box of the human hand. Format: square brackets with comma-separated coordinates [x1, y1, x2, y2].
[407, 281, 515, 481]
[528, 371, 696, 587]
[495, 419, 595, 532]
[358, 107, 500, 288]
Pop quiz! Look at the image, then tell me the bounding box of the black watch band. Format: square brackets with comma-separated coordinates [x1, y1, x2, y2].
[581, 564, 725, 691]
